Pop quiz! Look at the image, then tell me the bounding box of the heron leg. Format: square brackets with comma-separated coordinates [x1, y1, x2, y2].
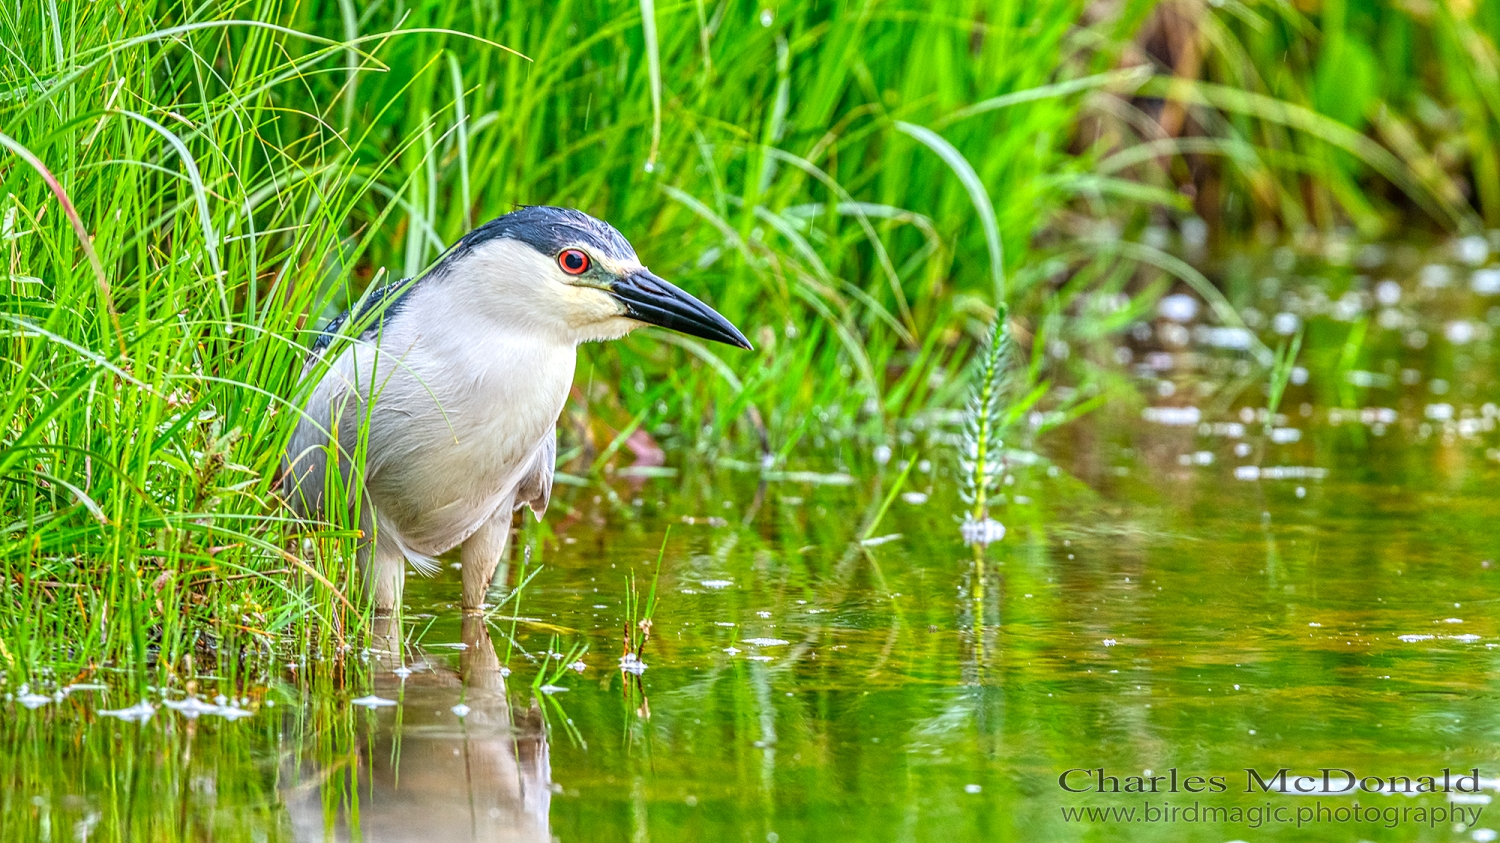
[365, 511, 406, 615]
[461, 501, 515, 611]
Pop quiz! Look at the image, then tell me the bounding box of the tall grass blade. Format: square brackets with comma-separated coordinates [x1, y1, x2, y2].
[895, 121, 1005, 303]
[639, 0, 662, 172]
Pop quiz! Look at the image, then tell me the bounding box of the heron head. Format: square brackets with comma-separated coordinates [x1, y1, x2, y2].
[443, 206, 752, 349]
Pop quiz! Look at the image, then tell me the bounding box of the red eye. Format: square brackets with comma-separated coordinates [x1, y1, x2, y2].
[559, 249, 590, 275]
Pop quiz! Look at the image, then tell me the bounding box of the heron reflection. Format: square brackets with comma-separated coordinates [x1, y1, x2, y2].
[281, 615, 551, 842]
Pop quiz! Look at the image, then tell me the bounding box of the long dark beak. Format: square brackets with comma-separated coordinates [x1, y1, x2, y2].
[610, 270, 753, 350]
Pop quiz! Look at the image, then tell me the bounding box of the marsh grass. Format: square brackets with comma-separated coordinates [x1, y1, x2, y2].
[1138, 0, 1500, 237]
[1262, 327, 1304, 437]
[3, 0, 1394, 683]
[0, 698, 294, 840]
[532, 634, 589, 745]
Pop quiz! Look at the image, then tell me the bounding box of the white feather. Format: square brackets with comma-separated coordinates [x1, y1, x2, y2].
[285, 237, 640, 576]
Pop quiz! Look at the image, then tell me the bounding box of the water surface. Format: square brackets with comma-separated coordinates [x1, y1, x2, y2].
[8, 242, 1500, 842]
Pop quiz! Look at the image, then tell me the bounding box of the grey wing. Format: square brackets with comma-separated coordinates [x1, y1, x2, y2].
[513, 428, 555, 520]
[280, 369, 356, 520]
[281, 422, 327, 519]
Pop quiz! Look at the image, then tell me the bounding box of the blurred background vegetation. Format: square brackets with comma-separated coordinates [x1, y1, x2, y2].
[2, 0, 1499, 673]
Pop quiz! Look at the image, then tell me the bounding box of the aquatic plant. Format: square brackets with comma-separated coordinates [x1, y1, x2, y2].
[1264, 327, 1305, 437]
[622, 530, 666, 675]
[957, 308, 1012, 547]
[532, 634, 588, 746]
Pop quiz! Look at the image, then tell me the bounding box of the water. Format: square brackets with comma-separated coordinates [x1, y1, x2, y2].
[9, 242, 1500, 841]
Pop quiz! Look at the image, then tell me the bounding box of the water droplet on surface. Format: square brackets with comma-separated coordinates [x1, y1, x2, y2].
[1158, 294, 1199, 322]
[99, 700, 155, 723]
[1421, 264, 1453, 288]
[1447, 321, 1478, 344]
[1457, 234, 1490, 265]
[1142, 406, 1200, 426]
[960, 517, 1006, 545]
[1473, 268, 1500, 294]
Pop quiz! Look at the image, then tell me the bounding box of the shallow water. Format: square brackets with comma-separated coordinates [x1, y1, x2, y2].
[11, 241, 1500, 841]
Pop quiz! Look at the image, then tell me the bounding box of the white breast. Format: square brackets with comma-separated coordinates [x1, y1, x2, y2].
[349, 291, 577, 556]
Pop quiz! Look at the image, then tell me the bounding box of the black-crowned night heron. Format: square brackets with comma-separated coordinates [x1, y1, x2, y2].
[282, 206, 750, 613]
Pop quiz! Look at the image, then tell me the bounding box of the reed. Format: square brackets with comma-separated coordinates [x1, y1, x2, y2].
[1136, 0, 1499, 236]
[0, 0, 1280, 679]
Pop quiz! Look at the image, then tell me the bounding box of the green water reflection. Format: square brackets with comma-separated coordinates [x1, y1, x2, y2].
[10, 246, 1500, 841]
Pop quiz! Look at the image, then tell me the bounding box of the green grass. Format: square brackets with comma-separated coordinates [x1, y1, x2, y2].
[14, 0, 1493, 683]
[1140, 0, 1500, 237]
[0, 0, 1181, 679]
